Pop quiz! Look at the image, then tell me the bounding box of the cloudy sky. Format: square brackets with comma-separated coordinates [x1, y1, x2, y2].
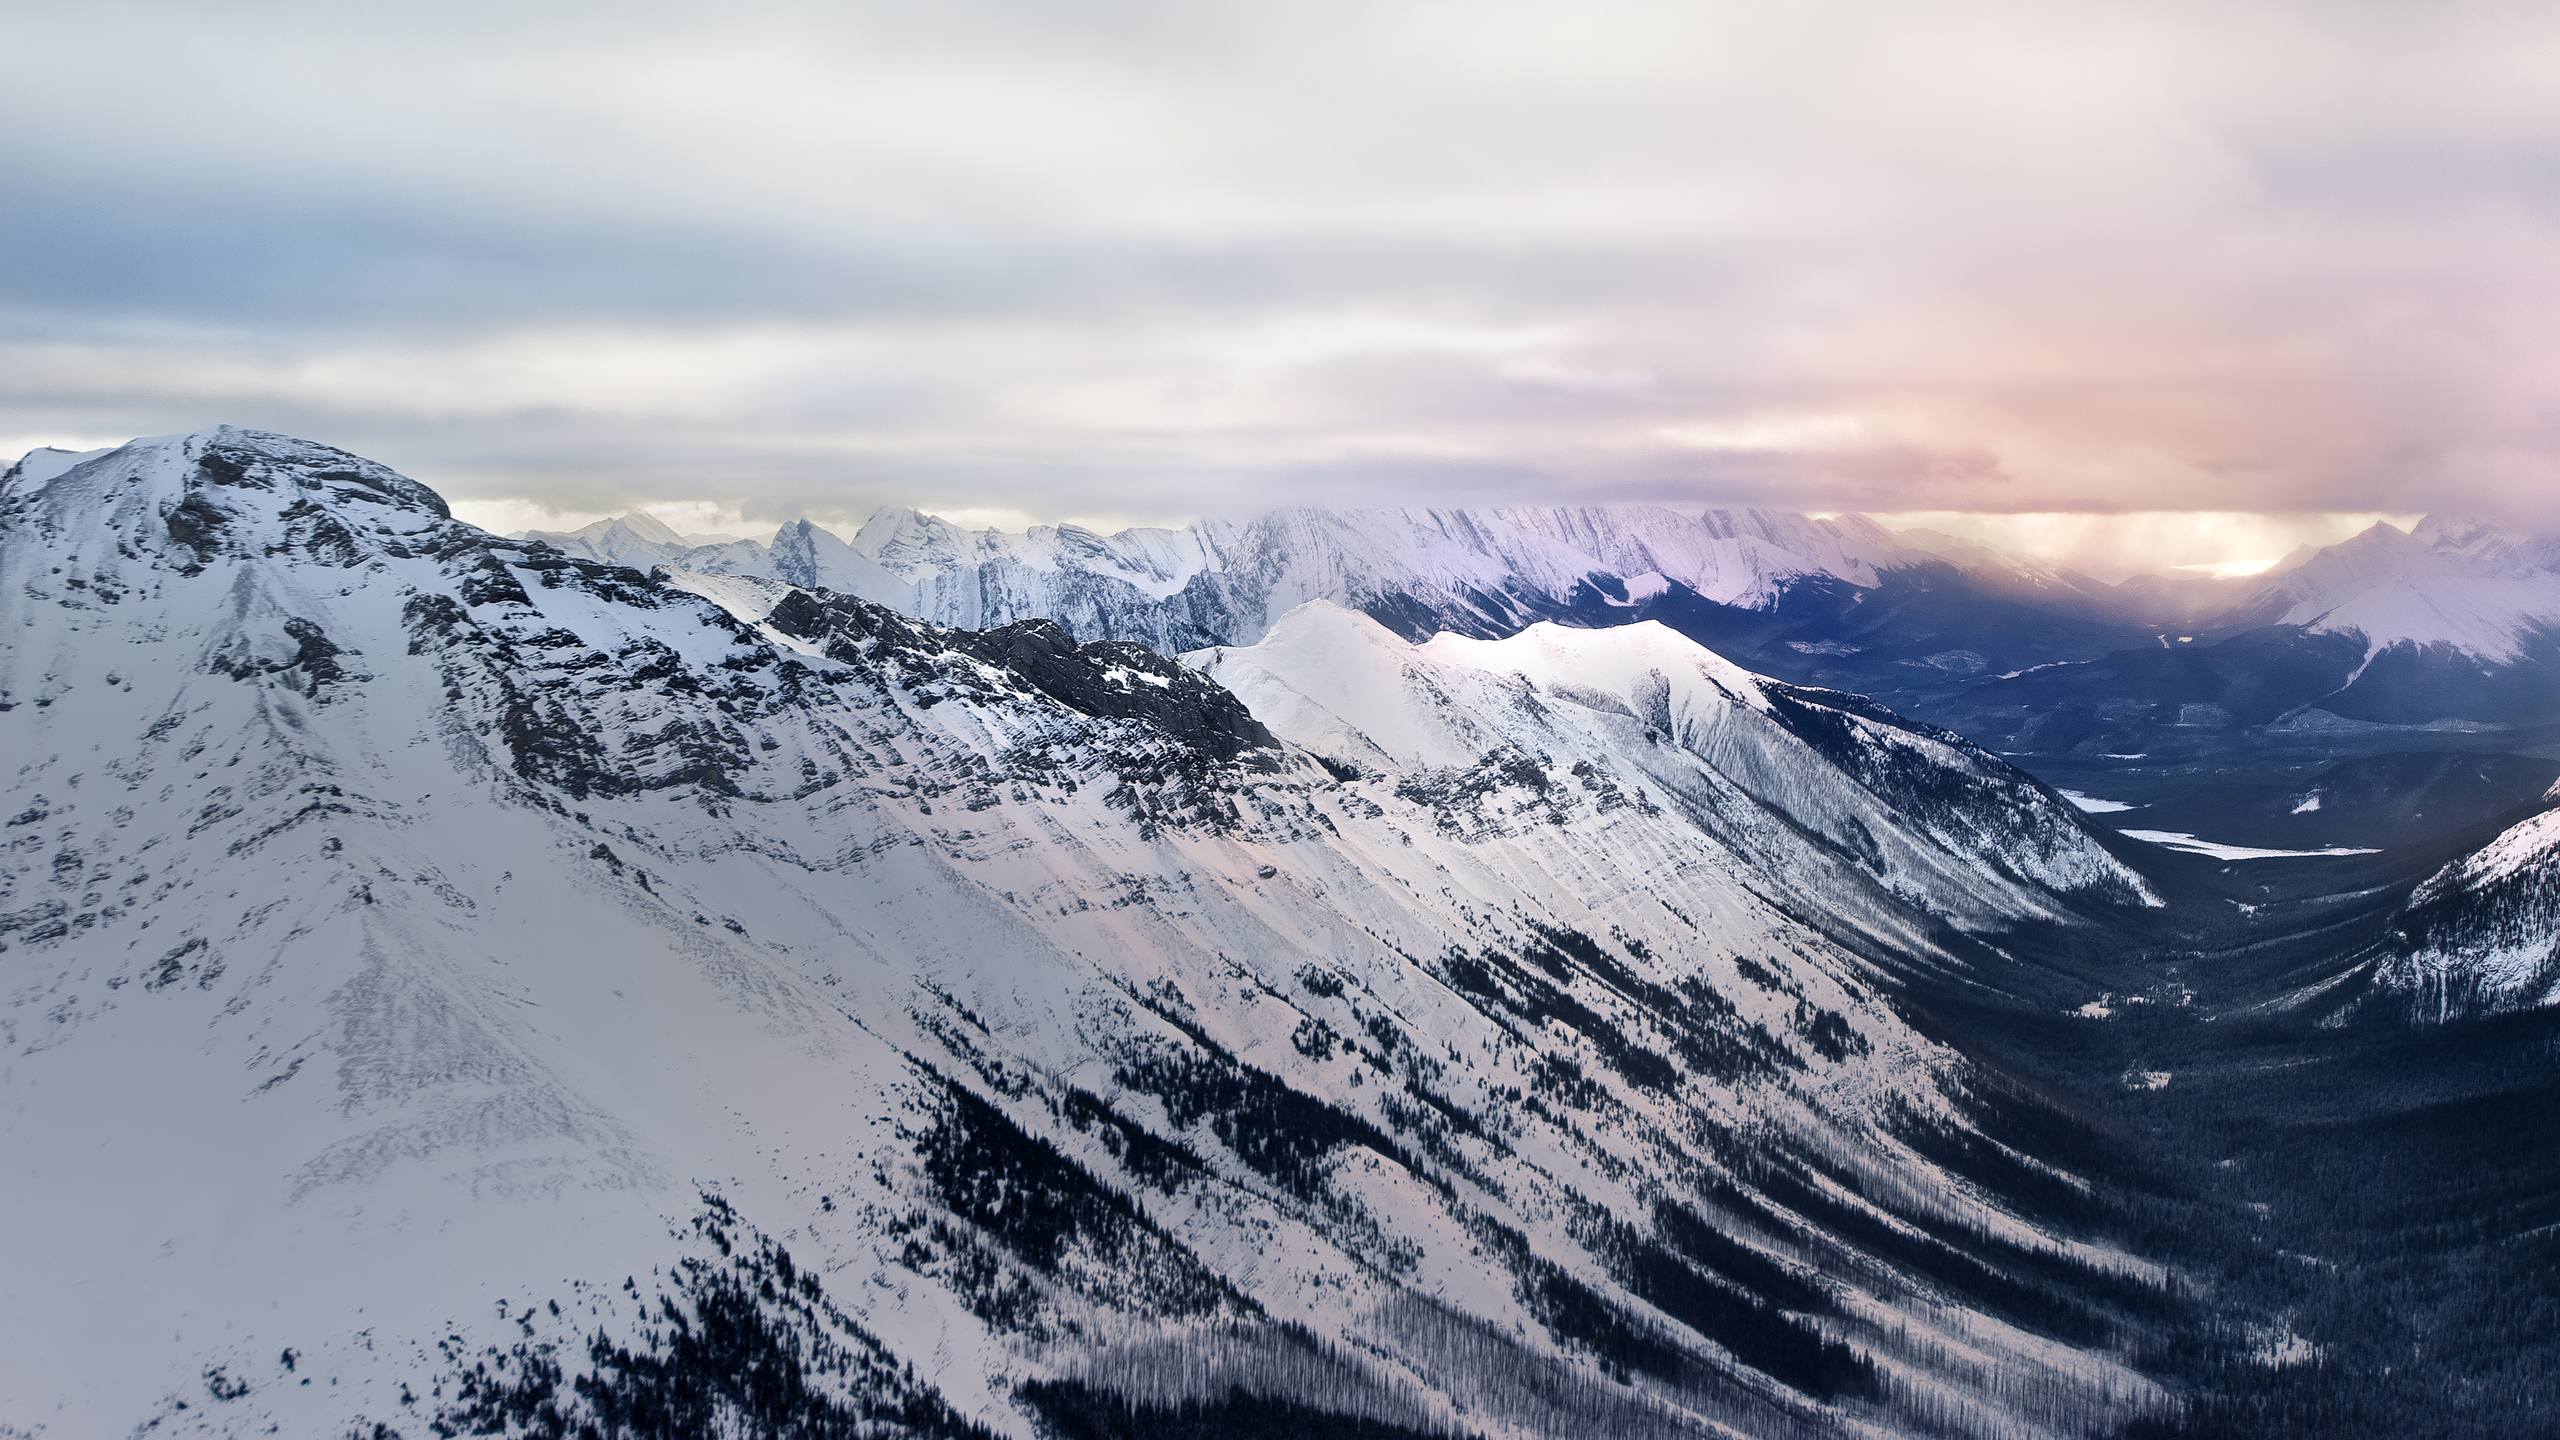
[6, 1, 2554, 574]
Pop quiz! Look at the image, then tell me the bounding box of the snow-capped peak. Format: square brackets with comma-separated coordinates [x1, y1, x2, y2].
[2242, 513, 2560, 660]
[3, 443, 120, 492]
[1419, 616, 1777, 718]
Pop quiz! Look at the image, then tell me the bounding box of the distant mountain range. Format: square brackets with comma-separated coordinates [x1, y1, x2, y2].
[523, 497, 2560, 739]
[522, 501, 2071, 650]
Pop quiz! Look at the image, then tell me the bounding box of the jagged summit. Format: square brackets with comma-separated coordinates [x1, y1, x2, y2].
[3, 428, 458, 614]
[7, 425, 448, 513]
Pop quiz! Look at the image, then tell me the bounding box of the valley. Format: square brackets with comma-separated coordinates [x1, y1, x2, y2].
[1889, 816, 2560, 1439]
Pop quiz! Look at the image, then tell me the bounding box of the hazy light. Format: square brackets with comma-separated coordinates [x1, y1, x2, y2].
[2173, 557, 2286, 579]
[1872, 511, 2420, 582]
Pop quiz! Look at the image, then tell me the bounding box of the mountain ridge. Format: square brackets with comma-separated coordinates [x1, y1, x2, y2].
[518, 496, 2093, 648]
[1, 427, 2178, 1437]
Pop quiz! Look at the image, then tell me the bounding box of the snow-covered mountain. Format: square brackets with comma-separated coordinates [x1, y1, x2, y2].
[3, 430, 2173, 1437]
[2237, 515, 2560, 662]
[528, 502, 2021, 653]
[2379, 781, 2560, 1017]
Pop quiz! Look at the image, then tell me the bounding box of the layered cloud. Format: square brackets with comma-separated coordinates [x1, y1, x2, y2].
[7, 0, 2557, 569]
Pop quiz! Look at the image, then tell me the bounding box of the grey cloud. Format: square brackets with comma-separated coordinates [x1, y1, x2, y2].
[8, 0, 2560, 548]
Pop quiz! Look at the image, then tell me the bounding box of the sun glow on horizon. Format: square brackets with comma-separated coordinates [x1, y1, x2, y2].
[1870, 511, 2420, 583]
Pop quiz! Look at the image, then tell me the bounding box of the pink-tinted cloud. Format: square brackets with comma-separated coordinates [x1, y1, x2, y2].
[5, 0, 2557, 561]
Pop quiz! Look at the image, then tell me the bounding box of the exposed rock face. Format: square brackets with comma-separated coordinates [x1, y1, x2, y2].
[765, 592, 1280, 764]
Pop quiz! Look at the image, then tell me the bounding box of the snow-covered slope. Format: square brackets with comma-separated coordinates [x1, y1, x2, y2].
[3, 430, 2172, 1438]
[2241, 516, 2560, 662]
[2380, 783, 2560, 1016]
[1196, 606, 2153, 928]
[4, 444, 116, 489]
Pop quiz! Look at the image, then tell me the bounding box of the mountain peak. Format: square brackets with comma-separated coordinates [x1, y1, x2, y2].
[2, 443, 114, 492]
[5, 428, 455, 557]
[1249, 597, 1408, 648]
[599, 510, 685, 545]
[521, 510, 690, 559]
